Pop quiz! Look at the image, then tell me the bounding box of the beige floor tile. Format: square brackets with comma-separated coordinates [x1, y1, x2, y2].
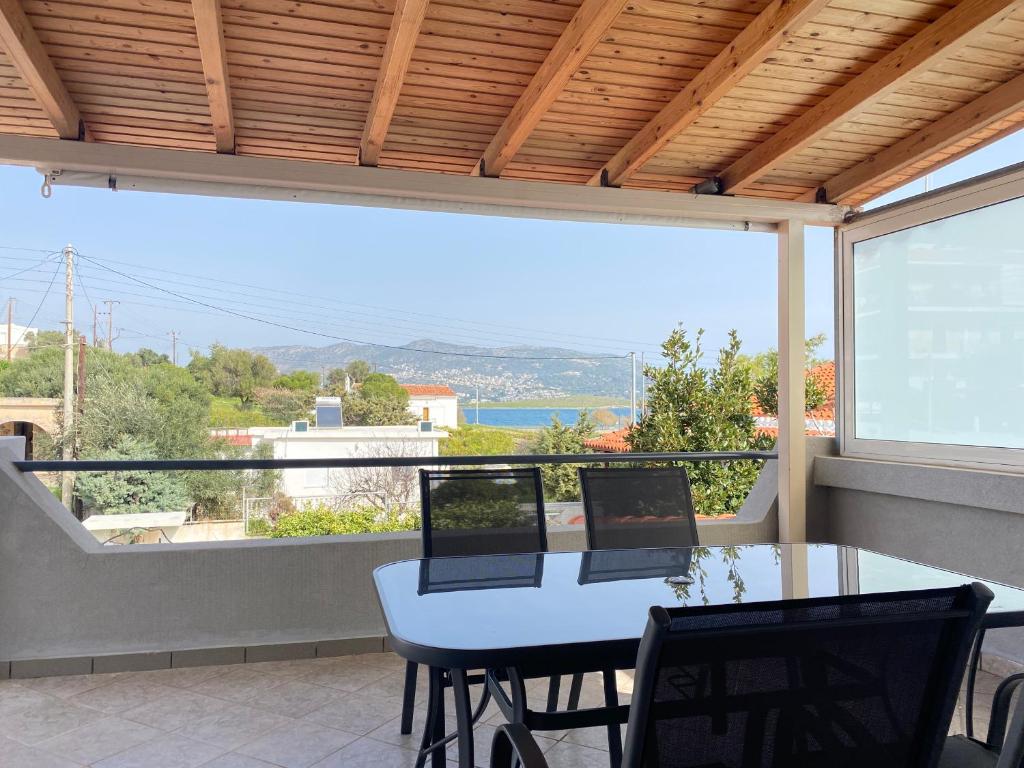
[0, 692, 105, 745]
[200, 753, 280, 767]
[303, 691, 406, 736]
[311, 736, 418, 768]
[192, 668, 288, 706]
[126, 688, 233, 731]
[236, 720, 359, 768]
[176, 703, 294, 750]
[296, 660, 394, 693]
[20, 673, 123, 700]
[0, 734, 84, 768]
[130, 666, 233, 691]
[542, 739, 611, 768]
[69, 679, 174, 715]
[246, 679, 342, 718]
[92, 733, 226, 768]
[38, 715, 163, 764]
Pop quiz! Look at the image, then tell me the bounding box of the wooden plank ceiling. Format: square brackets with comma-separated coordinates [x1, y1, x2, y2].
[2, 0, 1024, 207]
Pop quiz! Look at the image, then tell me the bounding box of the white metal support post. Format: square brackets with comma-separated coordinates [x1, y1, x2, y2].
[777, 220, 806, 543]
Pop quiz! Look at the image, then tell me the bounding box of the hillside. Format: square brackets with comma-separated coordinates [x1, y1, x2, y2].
[252, 338, 633, 401]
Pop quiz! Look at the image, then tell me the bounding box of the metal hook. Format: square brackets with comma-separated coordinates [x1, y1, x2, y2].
[40, 177, 52, 199]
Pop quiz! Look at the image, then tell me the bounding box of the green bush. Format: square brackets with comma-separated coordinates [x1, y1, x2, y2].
[246, 518, 272, 537]
[270, 504, 419, 537]
[208, 397, 282, 428]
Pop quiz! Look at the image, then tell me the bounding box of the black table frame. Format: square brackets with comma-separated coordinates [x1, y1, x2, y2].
[376, 545, 1024, 768]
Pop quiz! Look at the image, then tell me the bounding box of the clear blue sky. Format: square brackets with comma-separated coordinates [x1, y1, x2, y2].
[1, 131, 1022, 363]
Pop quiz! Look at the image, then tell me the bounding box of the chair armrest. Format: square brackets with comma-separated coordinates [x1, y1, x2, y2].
[991, 673, 1024, 768]
[490, 723, 549, 768]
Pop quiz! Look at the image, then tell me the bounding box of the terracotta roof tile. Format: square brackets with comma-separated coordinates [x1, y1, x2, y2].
[401, 384, 457, 397]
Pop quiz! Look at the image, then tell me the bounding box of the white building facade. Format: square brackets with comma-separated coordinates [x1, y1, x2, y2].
[247, 424, 446, 509]
[401, 384, 459, 429]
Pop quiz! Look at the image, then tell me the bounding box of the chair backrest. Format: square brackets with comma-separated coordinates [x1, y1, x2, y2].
[578, 466, 698, 550]
[622, 584, 993, 768]
[420, 468, 547, 558]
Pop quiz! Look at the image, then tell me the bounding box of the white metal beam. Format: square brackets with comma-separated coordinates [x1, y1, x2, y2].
[778, 219, 807, 543]
[0, 135, 848, 230]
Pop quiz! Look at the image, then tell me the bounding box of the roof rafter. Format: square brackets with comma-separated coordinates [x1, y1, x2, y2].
[822, 72, 1024, 204]
[191, 0, 234, 154]
[593, 0, 830, 189]
[475, 0, 630, 178]
[360, 0, 430, 167]
[717, 0, 1024, 195]
[0, 0, 84, 140]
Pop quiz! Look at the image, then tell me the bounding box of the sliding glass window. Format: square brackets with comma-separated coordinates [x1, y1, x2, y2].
[841, 175, 1024, 467]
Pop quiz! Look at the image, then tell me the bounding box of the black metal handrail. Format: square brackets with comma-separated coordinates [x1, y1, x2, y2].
[13, 451, 777, 473]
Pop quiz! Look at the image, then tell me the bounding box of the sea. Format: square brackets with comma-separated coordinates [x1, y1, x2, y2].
[464, 407, 635, 428]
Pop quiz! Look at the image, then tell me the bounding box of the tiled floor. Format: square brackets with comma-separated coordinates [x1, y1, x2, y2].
[0, 653, 1003, 768]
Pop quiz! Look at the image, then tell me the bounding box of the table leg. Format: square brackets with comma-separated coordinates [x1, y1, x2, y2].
[450, 669, 475, 768]
[965, 628, 986, 739]
[603, 669, 623, 768]
[416, 666, 447, 768]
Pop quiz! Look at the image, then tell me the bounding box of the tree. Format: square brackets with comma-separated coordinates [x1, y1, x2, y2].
[342, 372, 416, 426]
[187, 344, 276, 404]
[530, 412, 595, 501]
[75, 435, 189, 514]
[746, 334, 829, 417]
[441, 425, 531, 457]
[129, 348, 171, 367]
[627, 326, 767, 516]
[332, 443, 419, 512]
[273, 370, 320, 391]
[345, 360, 371, 384]
[254, 386, 314, 424]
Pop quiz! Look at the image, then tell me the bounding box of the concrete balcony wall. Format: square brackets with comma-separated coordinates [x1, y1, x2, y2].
[0, 438, 777, 671]
[809, 436, 1024, 663]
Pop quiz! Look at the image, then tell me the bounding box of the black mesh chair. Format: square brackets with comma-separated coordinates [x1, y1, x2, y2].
[402, 468, 581, 752]
[941, 672, 1024, 768]
[579, 466, 698, 551]
[491, 584, 994, 768]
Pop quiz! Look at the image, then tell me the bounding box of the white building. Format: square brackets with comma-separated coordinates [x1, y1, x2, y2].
[401, 384, 459, 429]
[246, 423, 446, 508]
[0, 322, 37, 360]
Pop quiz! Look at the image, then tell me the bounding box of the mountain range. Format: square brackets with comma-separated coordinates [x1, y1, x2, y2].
[251, 338, 633, 401]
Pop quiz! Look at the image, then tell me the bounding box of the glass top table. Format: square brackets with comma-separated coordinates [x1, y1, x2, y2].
[375, 543, 1024, 768]
[374, 543, 1024, 670]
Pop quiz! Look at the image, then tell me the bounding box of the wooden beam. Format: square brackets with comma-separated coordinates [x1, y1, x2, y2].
[476, 0, 629, 178]
[593, 0, 829, 188]
[822, 72, 1024, 203]
[0, 0, 82, 140]
[191, 0, 234, 154]
[360, 0, 429, 167]
[718, 0, 1024, 194]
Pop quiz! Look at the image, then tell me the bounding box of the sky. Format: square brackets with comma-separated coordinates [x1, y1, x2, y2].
[1, 130, 1023, 365]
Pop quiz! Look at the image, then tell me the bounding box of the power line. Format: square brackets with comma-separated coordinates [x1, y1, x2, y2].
[9, 258, 63, 350]
[0, 252, 60, 282]
[76, 253, 628, 361]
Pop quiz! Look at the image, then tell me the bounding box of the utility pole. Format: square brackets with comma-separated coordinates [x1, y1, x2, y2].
[76, 336, 87, 416]
[475, 386, 480, 425]
[640, 352, 646, 417]
[92, 306, 100, 347]
[629, 352, 637, 426]
[5, 298, 13, 362]
[170, 330, 180, 366]
[103, 300, 119, 351]
[61, 245, 75, 508]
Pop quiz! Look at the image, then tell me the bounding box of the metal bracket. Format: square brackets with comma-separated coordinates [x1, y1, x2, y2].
[692, 176, 723, 195]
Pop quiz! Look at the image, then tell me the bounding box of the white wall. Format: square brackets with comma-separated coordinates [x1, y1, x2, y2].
[406, 395, 458, 429]
[251, 426, 445, 506]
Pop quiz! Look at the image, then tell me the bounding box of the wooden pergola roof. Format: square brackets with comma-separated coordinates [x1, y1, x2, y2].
[2, 0, 1024, 208]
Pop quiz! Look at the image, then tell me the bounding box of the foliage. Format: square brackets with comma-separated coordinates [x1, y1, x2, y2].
[208, 397, 281, 428]
[345, 360, 372, 384]
[529, 413, 595, 502]
[128, 348, 171, 367]
[186, 441, 279, 521]
[627, 326, 768, 516]
[427, 476, 538, 529]
[254, 386, 314, 424]
[187, 343, 276, 404]
[342, 372, 416, 426]
[0, 345, 64, 396]
[591, 408, 619, 427]
[271, 504, 419, 537]
[750, 354, 828, 417]
[273, 370, 320, 391]
[740, 334, 828, 379]
[75, 435, 189, 514]
[440, 425, 531, 457]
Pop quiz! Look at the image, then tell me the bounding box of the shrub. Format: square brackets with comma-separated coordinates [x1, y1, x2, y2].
[270, 504, 420, 537]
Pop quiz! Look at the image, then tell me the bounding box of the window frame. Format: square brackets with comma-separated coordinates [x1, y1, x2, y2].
[838, 163, 1024, 471]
